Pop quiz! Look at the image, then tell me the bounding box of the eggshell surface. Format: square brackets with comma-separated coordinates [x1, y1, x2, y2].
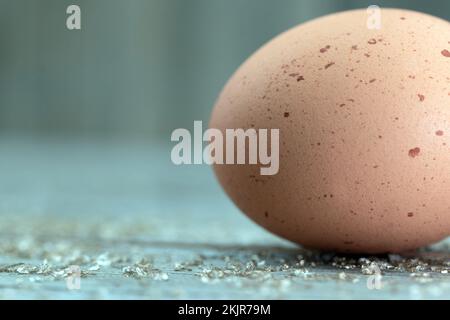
[210, 9, 450, 253]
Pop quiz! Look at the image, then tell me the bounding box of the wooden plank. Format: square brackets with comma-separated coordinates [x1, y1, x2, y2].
[0, 138, 448, 299]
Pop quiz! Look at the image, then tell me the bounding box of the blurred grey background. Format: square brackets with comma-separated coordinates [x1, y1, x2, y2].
[1, 0, 450, 140]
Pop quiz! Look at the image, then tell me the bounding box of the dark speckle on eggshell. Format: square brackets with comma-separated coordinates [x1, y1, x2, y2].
[408, 148, 421, 158]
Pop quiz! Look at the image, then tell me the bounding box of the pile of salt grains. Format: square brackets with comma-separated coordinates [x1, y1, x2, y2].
[0, 235, 448, 291]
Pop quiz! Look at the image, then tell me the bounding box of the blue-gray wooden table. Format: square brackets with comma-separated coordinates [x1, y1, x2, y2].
[0, 137, 448, 299]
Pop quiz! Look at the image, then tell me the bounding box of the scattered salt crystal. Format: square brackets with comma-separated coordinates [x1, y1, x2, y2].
[88, 264, 100, 271]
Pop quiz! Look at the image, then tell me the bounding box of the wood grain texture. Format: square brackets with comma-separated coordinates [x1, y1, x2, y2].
[0, 138, 448, 299]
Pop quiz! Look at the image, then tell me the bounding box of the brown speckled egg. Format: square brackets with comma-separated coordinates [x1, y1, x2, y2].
[210, 9, 450, 253]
